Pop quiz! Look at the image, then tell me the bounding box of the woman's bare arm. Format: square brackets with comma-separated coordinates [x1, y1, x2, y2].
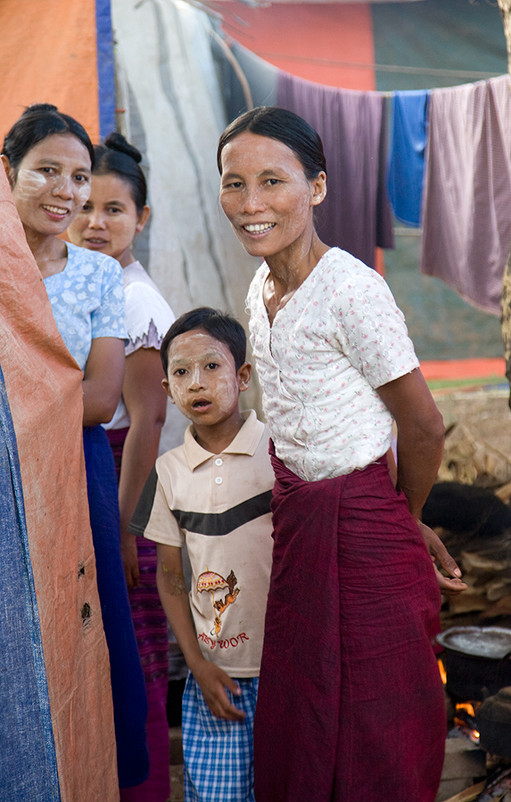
[118, 347, 167, 587]
[377, 368, 467, 594]
[82, 337, 125, 426]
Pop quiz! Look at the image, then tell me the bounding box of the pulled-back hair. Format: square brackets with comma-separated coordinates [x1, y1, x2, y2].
[93, 132, 147, 212]
[217, 106, 327, 179]
[2, 103, 94, 171]
[160, 307, 247, 375]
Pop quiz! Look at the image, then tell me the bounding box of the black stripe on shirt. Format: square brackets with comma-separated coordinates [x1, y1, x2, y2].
[129, 467, 272, 538]
[172, 490, 272, 536]
[129, 466, 158, 536]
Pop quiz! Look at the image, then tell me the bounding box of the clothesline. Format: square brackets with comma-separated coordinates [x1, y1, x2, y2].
[251, 52, 502, 85]
[217, 34, 511, 318]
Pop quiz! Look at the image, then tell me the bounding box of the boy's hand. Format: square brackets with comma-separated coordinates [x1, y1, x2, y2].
[193, 661, 246, 721]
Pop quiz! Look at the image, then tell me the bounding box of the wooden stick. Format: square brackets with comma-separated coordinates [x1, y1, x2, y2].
[441, 780, 486, 802]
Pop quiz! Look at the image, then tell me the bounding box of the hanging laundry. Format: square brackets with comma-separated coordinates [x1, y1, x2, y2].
[0, 170, 118, 801]
[421, 74, 511, 315]
[277, 71, 394, 268]
[387, 90, 430, 227]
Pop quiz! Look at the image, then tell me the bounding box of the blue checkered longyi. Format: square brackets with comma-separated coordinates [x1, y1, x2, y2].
[182, 672, 259, 802]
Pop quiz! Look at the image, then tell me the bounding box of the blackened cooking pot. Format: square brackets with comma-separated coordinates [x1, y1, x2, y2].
[476, 686, 511, 758]
[436, 626, 511, 701]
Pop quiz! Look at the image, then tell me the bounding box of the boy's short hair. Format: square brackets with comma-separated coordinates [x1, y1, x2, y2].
[160, 307, 247, 375]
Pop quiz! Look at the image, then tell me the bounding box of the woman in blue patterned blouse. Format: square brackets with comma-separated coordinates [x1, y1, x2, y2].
[2, 103, 149, 791]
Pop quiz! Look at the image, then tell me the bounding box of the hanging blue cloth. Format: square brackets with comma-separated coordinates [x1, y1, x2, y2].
[387, 90, 430, 227]
[0, 366, 61, 800]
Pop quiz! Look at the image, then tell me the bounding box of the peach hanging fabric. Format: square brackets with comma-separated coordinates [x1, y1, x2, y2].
[0, 170, 119, 800]
[0, 0, 100, 142]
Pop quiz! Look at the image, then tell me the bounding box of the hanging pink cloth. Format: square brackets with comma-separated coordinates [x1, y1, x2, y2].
[254, 448, 445, 802]
[421, 74, 511, 315]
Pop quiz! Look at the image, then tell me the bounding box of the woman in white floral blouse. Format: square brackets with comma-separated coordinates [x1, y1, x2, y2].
[217, 106, 466, 802]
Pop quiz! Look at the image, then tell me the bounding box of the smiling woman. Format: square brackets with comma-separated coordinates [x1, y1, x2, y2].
[67, 132, 177, 802]
[1, 104, 150, 792]
[217, 106, 467, 802]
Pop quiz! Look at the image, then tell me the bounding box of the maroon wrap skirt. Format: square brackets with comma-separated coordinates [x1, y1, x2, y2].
[253, 449, 445, 802]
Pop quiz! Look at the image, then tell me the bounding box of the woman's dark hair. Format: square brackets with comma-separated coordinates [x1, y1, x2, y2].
[93, 132, 147, 212]
[217, 106, 327, 179]
[160, 307, 247, 375]
[2, 103, 94, 171]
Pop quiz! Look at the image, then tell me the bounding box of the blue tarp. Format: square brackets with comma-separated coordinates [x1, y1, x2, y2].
[0, 368, 61, 801]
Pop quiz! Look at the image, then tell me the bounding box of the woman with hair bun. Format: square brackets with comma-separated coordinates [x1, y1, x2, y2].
[2, 104, 149, 791]
[68, 132, 176, 802]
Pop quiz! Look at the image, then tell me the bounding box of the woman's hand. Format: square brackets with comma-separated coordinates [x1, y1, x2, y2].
[416, 520, 468, 595]
[121, 531, 140, 589]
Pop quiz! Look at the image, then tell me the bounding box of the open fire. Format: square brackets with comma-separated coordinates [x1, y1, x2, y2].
[438, 658, 481, 743]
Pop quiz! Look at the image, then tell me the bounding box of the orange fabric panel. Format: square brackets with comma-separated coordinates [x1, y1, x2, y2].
[221, 2, 376, 90]
[0, 170, 118, 800]
[0, 0, 99, 144]
[420, 358, 505, 381]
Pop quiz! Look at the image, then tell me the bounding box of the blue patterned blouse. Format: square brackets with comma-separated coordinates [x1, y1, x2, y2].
[44, 243, 126, 370]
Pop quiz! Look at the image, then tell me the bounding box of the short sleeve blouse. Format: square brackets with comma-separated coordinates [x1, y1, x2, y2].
[246, 247, 419, 481]
[105, 261, 176, 431]
[121, 261, 175, 355]
[44, 242, 126, 370]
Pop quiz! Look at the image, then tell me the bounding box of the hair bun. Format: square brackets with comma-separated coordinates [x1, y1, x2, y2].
[24, 103, 59, 116]
[104, 132, 142, 164]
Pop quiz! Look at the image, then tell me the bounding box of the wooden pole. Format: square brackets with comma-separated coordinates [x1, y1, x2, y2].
[497, 1, 511, 404]
[497, 0, 511, 74]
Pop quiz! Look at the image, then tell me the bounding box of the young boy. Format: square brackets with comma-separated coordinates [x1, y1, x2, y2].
[129, 307, 274, 802]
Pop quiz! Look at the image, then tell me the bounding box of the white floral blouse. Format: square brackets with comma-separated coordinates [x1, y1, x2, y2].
[246, 247, 419, 481]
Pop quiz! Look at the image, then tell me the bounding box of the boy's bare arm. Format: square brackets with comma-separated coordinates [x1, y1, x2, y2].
[156, 543, 246, 721]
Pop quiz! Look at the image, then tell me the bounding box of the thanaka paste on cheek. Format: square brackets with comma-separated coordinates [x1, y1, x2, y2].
[14, 168, 91, 207]
[166, 332, 240, 419]
[14, 168, 50, 196]
[211, 373, 240, 417]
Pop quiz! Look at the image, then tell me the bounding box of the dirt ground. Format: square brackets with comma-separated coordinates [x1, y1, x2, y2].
[169, 728, 184, 801]
[433, 385, 511, 457]
[431, 385, 511, 489]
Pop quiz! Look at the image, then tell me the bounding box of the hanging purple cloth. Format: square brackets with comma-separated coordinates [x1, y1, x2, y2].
[387, 90, 430, 227]
[277, 72, 394, 268]
[421, 74, 511, 315]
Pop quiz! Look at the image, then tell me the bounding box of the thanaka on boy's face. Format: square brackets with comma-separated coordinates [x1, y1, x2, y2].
[162, 330, 251, 433]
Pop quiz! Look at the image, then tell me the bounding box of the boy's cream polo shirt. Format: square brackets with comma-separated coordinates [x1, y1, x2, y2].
[136, 410, 274, 677]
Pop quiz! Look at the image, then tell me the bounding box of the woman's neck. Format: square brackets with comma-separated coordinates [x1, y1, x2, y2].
[263, 235, 330, 325]
[266, 234, 329, 299]
[118, 246, 136, 269]
[25, 229, 68, 278]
